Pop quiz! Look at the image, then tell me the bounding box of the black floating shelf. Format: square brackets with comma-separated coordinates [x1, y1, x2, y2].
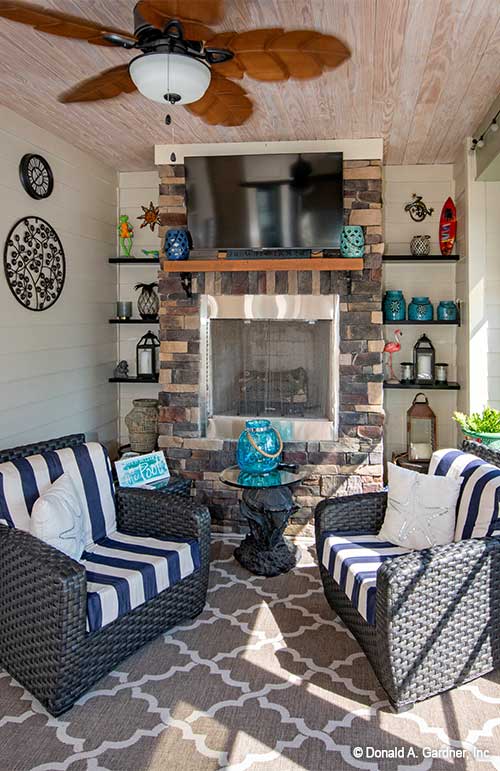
[383, 255, 459, 263]
[108, 257, 160, 264]
[384, 382, 460, 390]
[109, 377, 159, 384]
[109, 318, 159, 324]
[384, 320, 459, 326]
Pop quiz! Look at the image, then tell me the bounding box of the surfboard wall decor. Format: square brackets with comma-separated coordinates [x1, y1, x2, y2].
[439, 197, 457, 256]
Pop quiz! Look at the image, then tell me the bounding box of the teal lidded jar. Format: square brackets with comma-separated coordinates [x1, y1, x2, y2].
[437, 300, 458, 321]
[408, 296, 433, 321]
[383, 290, 406, 321]
[237, 420, 283, 473]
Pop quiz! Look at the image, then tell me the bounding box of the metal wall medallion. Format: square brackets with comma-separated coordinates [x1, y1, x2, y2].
[3, 216, 66, 311]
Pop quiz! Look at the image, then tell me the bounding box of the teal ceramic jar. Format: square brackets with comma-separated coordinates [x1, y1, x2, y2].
[340, 226, 365, 258]
[408, 296, 433, 321]
[236, 419, 283, 473]
[383, 290, 406, 321]
[437, 300, 458, 321]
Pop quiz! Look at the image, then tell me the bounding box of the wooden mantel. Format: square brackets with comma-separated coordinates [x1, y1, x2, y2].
[161, 258, 363, 273]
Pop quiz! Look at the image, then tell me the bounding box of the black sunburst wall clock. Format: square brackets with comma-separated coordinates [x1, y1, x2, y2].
[19, 153, 54, 200]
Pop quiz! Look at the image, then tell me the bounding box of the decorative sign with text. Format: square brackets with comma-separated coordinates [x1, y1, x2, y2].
[115, 451, 170, 489]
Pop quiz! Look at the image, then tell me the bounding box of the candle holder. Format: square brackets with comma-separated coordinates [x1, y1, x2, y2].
[435, 363, 448, 384]
[400, 362, 414, 384]
[116, 301, 132, 320]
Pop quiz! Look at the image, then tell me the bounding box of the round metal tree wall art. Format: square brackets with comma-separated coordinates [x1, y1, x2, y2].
[3, 217, 66, 311]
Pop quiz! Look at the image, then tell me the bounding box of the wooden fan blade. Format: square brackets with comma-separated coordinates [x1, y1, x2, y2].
[205, 32, 243, 79]
[219, 27, 351, 82]
[136, 0, 223, 27]
[59, 65, 137, 103]
[0, 1, 135, 46]
[230, 29, 287, 81]
[185, 73, 252, 126]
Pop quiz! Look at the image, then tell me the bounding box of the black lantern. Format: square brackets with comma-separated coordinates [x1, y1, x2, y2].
[136, 330, 160, 380]
[413, 334, 435, 384]
[407, 393, 437, 462]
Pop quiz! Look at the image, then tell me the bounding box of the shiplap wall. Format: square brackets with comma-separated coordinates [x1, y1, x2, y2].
[383, 164, 458, 461]
[484, 182, 500, 410]
[454, 149, 469, 423]
[0, 105, 118, 448]
[117, 172, 161, 446]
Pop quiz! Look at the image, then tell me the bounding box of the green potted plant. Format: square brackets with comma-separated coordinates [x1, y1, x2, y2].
[453, 406, 500, 449]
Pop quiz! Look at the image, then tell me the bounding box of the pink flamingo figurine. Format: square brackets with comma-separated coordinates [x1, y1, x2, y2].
[384, 329, 402, 383]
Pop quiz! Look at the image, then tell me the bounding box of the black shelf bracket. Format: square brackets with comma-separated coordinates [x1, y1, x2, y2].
[180, 272, 193, 299]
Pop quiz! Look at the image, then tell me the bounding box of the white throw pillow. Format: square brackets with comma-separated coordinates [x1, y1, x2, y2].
[378, 463, 462, 550]
[30, 473, 86, 560]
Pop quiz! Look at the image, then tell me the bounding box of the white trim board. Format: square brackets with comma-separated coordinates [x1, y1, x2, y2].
[155, 138, 384, 165]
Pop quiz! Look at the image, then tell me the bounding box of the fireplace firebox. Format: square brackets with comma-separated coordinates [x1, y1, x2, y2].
[200, 295, 338, 441]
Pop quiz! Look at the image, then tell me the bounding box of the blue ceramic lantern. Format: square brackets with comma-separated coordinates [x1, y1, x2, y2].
[437, 300, 458, 321]
[237, 419, 283, 473]
[383, 290, 406, 321]
[165, 228, 192, 261]
[408, 296, 433, 321]
[340, 226, 365, 258]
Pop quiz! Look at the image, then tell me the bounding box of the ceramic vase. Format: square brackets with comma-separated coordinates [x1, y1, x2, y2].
[383, 290, 406, 321]
[236, 419, 283, 473]
[165, 228, 191, 261]
[437, 300, 458, 321]
[408, 296, 433, 321]
[125, 398, 159, 453]
[340, 226, 365, 258]
[410, 235, 431, 256]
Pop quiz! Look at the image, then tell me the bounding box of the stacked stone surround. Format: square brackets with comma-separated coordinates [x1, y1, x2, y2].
[157, 159, 384, 531]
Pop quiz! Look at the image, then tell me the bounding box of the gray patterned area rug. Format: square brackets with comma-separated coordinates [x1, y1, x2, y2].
[1, 535, 499, 771]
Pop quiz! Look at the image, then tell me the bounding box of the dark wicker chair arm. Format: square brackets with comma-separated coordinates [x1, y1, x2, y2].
[377, 535, 500, 639]
[0, 524, 87, 646]
[315, 491, 387, 538]
[116, 487, 211, 542]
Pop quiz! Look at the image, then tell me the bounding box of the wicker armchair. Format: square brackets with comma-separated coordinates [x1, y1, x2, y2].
[0, 434, 210, 716]
[315, 440, 500, 712]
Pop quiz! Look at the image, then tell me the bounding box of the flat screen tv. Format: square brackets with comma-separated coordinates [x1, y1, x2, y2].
[185, 152, 343, 250]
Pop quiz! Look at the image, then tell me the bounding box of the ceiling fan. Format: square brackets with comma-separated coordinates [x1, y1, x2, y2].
[0, 0, 351, 127]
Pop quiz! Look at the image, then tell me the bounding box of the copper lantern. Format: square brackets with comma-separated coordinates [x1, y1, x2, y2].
[407, 393, 437, 462]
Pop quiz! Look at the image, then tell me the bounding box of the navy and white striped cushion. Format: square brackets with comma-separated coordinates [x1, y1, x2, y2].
[0, 442, 116, 547]
[81, 531, 201, 632]
[320, 531, 410, 625]
[429, 449, 500, 540]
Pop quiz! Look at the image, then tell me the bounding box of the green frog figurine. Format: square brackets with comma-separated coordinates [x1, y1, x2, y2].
[118, 215, 134, 257]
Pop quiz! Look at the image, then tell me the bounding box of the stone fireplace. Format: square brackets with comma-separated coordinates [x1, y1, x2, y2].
[157, 156, 384, 530]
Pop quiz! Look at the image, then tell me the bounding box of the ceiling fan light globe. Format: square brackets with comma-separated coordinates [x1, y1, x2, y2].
[129, 53, 211, 105]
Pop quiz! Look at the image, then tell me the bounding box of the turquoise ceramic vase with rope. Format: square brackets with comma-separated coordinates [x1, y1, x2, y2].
[236, 420, 283, 473]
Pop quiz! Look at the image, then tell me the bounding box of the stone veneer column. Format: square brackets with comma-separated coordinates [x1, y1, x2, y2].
[157, 160, 384, 532]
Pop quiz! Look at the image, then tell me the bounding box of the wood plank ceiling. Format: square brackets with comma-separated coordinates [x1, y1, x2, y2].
[1, 0, 500, 170]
